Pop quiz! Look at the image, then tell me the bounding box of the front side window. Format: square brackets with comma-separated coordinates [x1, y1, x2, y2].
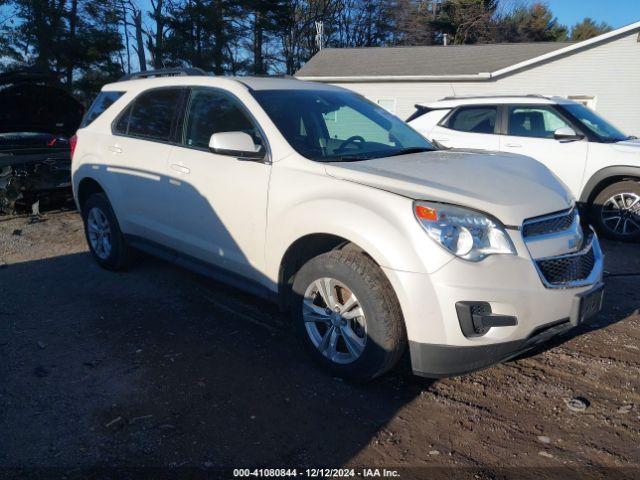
[81, 91, 124, 128]
[447, 106, 497, 134]
[252, 89, 433, 162]
[183, 89, 260, 149]
[561, 103, 628, 142]
[507, 106, 570, 139]
[113, 88, 182, 141]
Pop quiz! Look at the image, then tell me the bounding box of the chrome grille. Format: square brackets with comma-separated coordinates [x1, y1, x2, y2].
[523, 208, 576, 238]
[534, 232, 600, 288]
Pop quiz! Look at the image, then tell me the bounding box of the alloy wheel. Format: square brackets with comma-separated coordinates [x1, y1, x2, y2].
[601, 192, 640, 237]
[302, 277, 367, 365]
[87, 207, 112, 260]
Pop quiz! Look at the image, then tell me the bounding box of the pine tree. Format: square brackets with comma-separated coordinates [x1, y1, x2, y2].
[570, 18, 612, 41]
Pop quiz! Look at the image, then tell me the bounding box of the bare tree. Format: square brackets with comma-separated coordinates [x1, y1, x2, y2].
[145, 0, 168, 68]
[116, 0, 147, 71]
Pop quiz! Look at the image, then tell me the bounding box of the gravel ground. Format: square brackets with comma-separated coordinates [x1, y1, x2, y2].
[1, 210, 639, 479]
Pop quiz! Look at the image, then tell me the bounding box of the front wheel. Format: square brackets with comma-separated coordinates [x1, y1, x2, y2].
[591, 181, 640, 242]
[291, 250, 406, 382]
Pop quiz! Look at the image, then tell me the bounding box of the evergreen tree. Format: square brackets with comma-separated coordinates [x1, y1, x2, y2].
[497, 2, 568, 42]
[570, 17, 612, 41]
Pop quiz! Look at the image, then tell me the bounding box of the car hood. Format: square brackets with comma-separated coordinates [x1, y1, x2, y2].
[611, 138, 640, 153]
[324, 149, 573, 226]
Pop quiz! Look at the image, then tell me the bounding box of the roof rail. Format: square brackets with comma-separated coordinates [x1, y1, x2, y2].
[119, 68, 207, 81]
[438, 94, 547, 101]
[247, 73, 298, 79]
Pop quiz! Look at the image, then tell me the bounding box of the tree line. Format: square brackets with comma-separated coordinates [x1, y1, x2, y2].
[0, 0, 613, 102]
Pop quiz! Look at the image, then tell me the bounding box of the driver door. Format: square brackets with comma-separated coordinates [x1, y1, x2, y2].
[499, 105, 588, 197]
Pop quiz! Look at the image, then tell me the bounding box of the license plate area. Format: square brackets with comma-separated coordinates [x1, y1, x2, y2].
[570, 283, 604, 326]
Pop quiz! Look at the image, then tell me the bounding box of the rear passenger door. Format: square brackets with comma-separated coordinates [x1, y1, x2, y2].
[499, 105, 588, 196]
[428, 105, 500, 151]
[109, 87, 185, 247]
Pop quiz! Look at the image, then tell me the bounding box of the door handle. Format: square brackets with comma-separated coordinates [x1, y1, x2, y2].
[108, 145, 122, 154]
[504, 143, 522, 148]
[170, 163, 191, 174]
[432, 138, 450, 142]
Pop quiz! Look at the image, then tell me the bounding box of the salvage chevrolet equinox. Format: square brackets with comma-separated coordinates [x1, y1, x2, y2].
[71, 70, 604, 381]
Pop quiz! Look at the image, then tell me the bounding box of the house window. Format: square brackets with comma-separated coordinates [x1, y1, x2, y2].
[376, 98, 396, 114]
[567, 95, 597, 110]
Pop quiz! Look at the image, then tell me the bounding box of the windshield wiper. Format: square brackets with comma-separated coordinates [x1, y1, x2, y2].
[608, 135, 637, 143]
[333, 155, 374, 162]
[384, 147, 434, 158]
[325, 146, 433, 162]
[320, 154, 375, 162]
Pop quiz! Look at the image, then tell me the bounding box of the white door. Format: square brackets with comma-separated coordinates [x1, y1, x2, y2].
[166, 87, 271, 285]
[499, 105, 588, 197]
[428, 105, 500, 151]
[107, 87, 184, 247]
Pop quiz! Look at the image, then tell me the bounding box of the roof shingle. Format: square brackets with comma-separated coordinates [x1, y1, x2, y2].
[296, 42, 573, 78]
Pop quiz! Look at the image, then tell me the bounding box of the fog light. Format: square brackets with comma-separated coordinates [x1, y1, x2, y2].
[456, 301, 518, 338]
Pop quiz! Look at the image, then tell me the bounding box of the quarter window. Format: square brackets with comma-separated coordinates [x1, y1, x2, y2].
[447, 106, 497, 134]
[507, 106, 571, 139]
[183, 89, 260, 149]
[81, 91, 124, 128]
[113, 88, 182, 141]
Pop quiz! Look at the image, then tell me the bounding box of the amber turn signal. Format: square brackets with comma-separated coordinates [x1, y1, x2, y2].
[415, 205, 438, 221]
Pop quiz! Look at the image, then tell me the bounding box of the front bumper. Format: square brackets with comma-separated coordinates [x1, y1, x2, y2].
[409, 319, 574, 377]
[381, 230, 605, 378]
[409, 282, 603, 377]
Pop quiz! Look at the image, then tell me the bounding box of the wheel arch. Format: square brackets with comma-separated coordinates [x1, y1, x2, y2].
[76, 177, 107, 212]
[277, 233, 376, 311]
[580, 166, 640, 204]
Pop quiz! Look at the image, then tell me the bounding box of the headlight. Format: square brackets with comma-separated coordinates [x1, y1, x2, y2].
[414, 201, 516, 262]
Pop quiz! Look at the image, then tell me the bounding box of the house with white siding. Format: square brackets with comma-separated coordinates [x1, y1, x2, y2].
[296, 21, 640, 135]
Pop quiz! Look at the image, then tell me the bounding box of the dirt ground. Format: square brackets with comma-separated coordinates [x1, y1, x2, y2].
[1, 210, 639, 479]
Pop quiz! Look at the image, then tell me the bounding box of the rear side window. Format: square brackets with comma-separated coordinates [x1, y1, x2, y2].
[80, 91, 124, 128]
[446, 106, 497, 134]
[113, 88, 183, 141]
[183, 88, 260, 149]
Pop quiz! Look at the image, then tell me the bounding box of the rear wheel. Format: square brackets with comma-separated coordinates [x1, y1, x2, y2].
[291, 250, 406, 382]
[81, 193, 133, 270]
[591, 181, 640, 242]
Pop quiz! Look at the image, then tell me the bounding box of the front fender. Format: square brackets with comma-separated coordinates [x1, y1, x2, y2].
[265, 177, 454, 284]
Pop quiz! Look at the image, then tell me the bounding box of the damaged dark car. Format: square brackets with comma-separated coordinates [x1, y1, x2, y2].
[0, 71, 84, 214]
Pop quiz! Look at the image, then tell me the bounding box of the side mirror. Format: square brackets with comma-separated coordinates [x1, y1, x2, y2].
[554, 127, 583, 142]
[209, 132, 265, 160]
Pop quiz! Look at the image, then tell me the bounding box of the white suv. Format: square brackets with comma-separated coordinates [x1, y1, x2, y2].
[71, 72, 604, 381]
[408, 96, 640, 242]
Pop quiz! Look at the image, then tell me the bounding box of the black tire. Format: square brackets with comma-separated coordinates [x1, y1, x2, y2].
[81, 193, 133, 270]
[590, 181, 640, 242]
[291, 249, 406, 382]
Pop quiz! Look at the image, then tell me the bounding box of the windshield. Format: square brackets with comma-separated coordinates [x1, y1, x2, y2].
[562, 103, 629, 142]
[252, 89, 434, 161]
